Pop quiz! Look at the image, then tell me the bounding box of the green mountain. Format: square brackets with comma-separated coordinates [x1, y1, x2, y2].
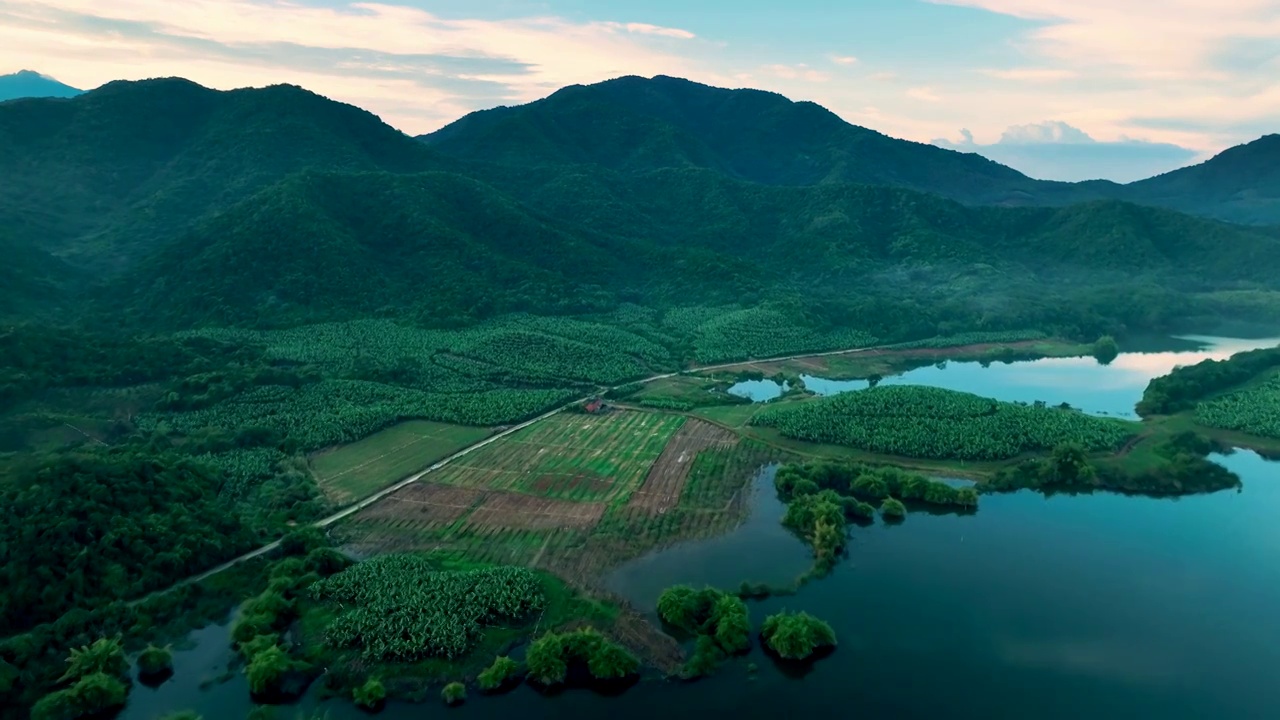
[424, 75, 1280, 224]
[423, 75, 1105, 207]
[2, 75, 1277, 338]
[109, 163, 1280, 336]
[0, 77, 439, 271]
[1124, 135, 1280, 224]
[0, 70, 82, 102]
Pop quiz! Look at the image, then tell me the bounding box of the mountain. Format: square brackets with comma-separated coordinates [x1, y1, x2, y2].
[424, 75, 1280, 224]
[1124, 135, 1280, 225]
[109, 164, 1280, 333]
[0, 77, 440, 271]
[424, 75, 1109, 207]
[2, 74, 1276, 338]
[0, 70, 82, 102]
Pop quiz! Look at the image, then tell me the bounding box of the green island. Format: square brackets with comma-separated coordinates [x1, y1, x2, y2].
[2, 72, 1280, 719]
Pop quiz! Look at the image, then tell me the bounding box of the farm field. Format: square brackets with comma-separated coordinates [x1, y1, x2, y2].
[426, 411, 686, 502]
[310, 420, 492, 504]
[340, 411, 783, 590]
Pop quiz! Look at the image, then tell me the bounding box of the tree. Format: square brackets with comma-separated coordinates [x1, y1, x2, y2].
[525, 633, 568, 686]
[760, 612, 837, 661]
[441, 681, 467, 706]
[955, 486, 980, 508]
[682, 635, 726, 679]
[245, 645, 292, 696]
[60, 637, 129, 683]
[137, 645, 173, 679]
[656, 585, 701, 630]
[880, 497, 907, 519]
[1093, 335, 1120, 365]
[1049, 443, 1095, 485]
[711, 595, 751, 653]
[585, 640, 639, 680]
[353, 677, 386, 709]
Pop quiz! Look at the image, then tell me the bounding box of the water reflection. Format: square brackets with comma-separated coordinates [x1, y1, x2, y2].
[803, 336, 1280, 418]
[726, 379, 788, 402]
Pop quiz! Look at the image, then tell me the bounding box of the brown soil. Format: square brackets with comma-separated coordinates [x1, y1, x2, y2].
[466, 492, 607, 531]
[627, 420, 738, 513]
[356, 483, 484, 525]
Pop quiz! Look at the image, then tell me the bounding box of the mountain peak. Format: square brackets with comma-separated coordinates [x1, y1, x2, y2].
[0, 70, 83, 102]
[424, 73, 1045, 204]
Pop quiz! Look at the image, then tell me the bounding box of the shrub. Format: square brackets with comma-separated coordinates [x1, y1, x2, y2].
[60, 637, 128, 682]
[880, 497, 907, 519]
[31, 672, 129, 720]
[524, 628, 637, 687]
[442, 682, 467, 706]
[477, 656, 520, 692]
[136, 645, 173, 679]
[760, 612, 837, 661]
[245, 645, 292, 696]
[353, 678, 386, 709]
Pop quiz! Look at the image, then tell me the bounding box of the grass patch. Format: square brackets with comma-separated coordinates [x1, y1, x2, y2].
[310, 420, 491, 503]
[631, 375, 743, 409]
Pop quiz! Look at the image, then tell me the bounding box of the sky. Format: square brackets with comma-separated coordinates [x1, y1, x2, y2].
[1, 0, 1277, 182]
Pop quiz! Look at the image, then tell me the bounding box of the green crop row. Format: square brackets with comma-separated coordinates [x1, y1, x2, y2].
[140, 381, 573, 451]
[312, 556, 544, 661]
[753, 385, 1134, 461]
[1196, 375, 1280, 439]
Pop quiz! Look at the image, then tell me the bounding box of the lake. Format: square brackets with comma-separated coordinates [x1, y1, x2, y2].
[726, 335, 1280, 418]
[122, 336, 1280, 719]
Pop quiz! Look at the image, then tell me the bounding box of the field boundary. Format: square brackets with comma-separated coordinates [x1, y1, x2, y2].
[133, 336, 1032, 600]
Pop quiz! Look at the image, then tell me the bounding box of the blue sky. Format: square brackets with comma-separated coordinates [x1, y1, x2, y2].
[2, 0, 1277, 181]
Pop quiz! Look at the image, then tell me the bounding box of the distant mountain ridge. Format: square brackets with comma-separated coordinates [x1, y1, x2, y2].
[424, 75, 1279, 224]
[1, 75, 1278, 333]
[0, 70, 82, 102]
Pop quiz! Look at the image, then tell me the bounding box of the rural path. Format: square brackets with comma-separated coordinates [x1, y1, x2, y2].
[144, 340, 900, 599]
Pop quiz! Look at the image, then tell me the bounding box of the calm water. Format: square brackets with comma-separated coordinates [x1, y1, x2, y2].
[801, 335, 1280, 418]
[727, 379, 789, 402]
[122, 337, 1280, 719]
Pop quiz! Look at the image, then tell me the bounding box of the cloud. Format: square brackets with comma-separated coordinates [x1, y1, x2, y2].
[906, 86, 941, 102]
[601, 22, 696, 40]
[0, 0, 713, 133]
[763, 63, 830, 82]
[926, 0, 1280, 80]
[933, 121, 1201, 182]
[828, 55, 859, 65]
[984, 68, 1077, 81]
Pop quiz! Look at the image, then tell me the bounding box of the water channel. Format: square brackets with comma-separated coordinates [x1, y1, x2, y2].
[122, 336, 1280, 719]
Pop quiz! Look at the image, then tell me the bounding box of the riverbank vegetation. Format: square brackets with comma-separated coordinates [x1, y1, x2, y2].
[760, 612, 836, 661]
[655, 586, 751, 678]
[1139, 345, 1280, 416]
[524, 628, 639, 687]
[988, 435, 1241, 496]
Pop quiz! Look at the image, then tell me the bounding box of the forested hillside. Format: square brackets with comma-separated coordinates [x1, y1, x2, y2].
[0, 78, 440, 273]
[1125, 135, 1280, 225]
[423, 75, 1101, 207]
[426, 75, 1280, 224]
